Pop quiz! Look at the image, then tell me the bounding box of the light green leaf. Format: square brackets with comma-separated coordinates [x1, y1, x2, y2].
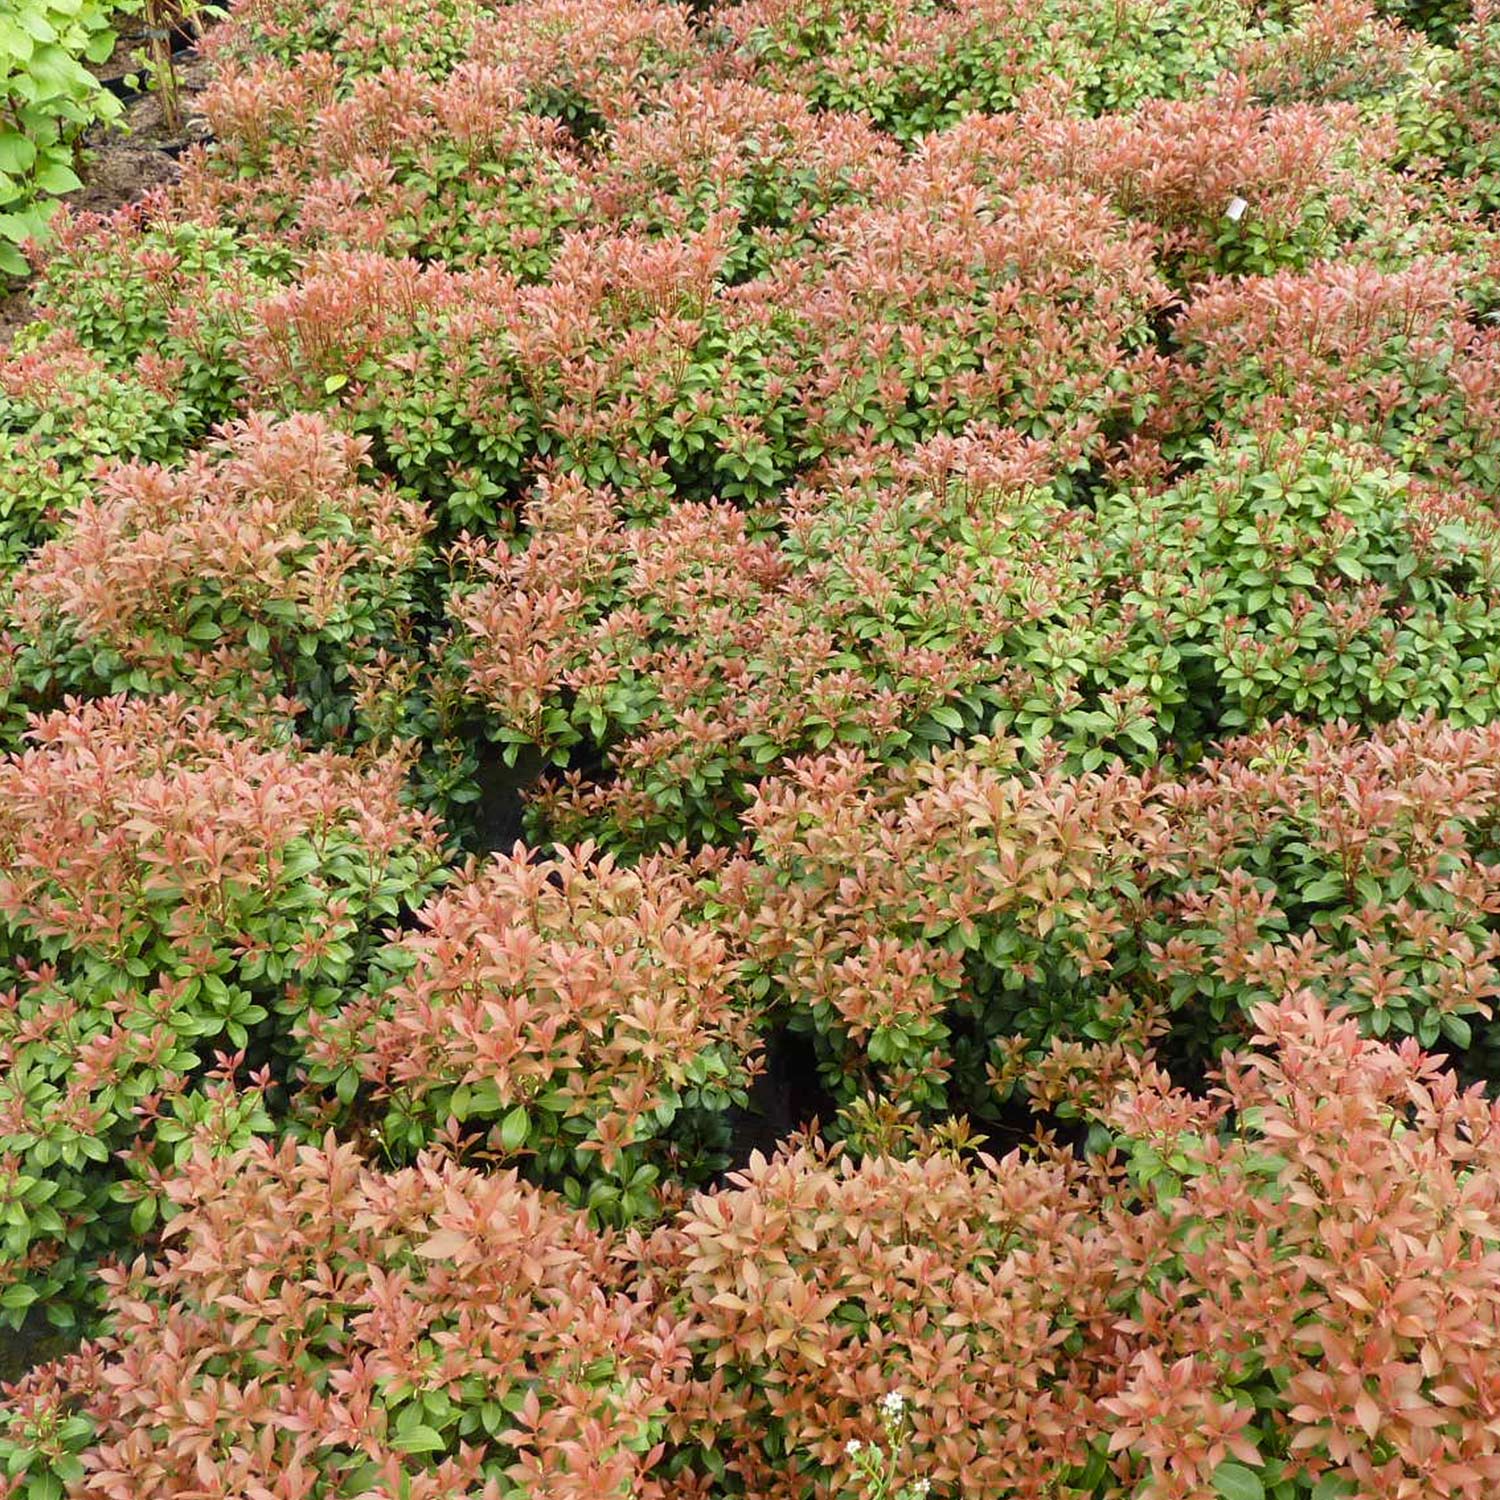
[391, 1423, 446, 1454]
[1212, 1462, 1266, 1500]
[32, 159, 81, 195]
[500, 1105, 529, 1151]
[0, 132, 36, 174]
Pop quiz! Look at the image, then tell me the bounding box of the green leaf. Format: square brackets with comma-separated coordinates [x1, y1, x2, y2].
[0, 19, 35, 63]
[1439, 1013, 1472, 1049]
[0, 132, 36, 174]
[391, 1423, 446, 1454]
[32, 160, 81, 196]
[1064, 1444, 1109, 1493]
[84, 28, 118, 64]
[129, 1195, 157, 1235]
[1212, 1462, 1266, 1500]
[1311, 1476, 1356, 1500]
[500, 1105, 529, 1151]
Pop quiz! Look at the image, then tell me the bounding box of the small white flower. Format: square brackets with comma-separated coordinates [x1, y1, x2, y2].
[845, 1439, 863, 1457]
[911, 1482, 931, 1498]
[880, 1390, 906, 1420]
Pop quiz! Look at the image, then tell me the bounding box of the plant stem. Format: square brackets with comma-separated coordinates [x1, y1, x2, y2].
[147, 0, 182, 135]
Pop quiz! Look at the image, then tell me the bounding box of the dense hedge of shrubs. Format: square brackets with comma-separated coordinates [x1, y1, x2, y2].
[5, 0, 1500, 1495]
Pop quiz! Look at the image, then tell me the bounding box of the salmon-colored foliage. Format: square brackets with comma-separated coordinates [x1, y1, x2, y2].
[4, 411, 431, 739]
[16, 999, 1500, 1499]
[0, 695, 442, 1313]
[5, 0, 1500, 1494]
[5, 1135, 693, 1499]
[303, 843, 758, 1204]
[454, 428, 1500, 846]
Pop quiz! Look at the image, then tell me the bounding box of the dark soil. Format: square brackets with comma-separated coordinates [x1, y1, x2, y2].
[80, 29, 216, 212]
[0, 1311, 74, 1385]
[0, 280, 35, 354]
[0, 45, 214, 350]
[0, 288, 33, 348]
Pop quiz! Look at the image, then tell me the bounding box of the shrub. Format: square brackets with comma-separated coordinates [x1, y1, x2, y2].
[648, 994, 1500, 1499]
[8, 0, 1500, 1487]
[1088, 997, 1500, 1500]
[736, 181, 1167, 461]
[915, 87, 1392, 283]
[0, 336, 200, 569]
[22, 215, 286, 406]
[1170, 258, 1463, 450]
[1149, 715, 1500, 1054]
[655, 1138, 1119, 1497]
[233, 220, 802, 522]
[0, 1136, 690, 1499]
[591, 79, 897, 277]
[229, 158, 1165, 525]
[0, 216, 287, 564]
[1232, 0, 1418, 106]
[1422, 0, 1500, 212]
[2, 411, 434, 743]
[1434, 325, 1500, 489]
[718, 738, 1165, 1114]
[447, 437, 1106, 848]
[454, 427, 1500, 849]
[301, 843, 759, 1222]
[184, 60, 591, 273]
[1095, 430, 1500, 737]
[718, 0, 1254, 138]
[13, 999, 1500, 1498]
[209, 0, 489, 80]
[712, 713, 1500, 1115]
[466, 0, 701, 135]
[0, 695, 443, 1320]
